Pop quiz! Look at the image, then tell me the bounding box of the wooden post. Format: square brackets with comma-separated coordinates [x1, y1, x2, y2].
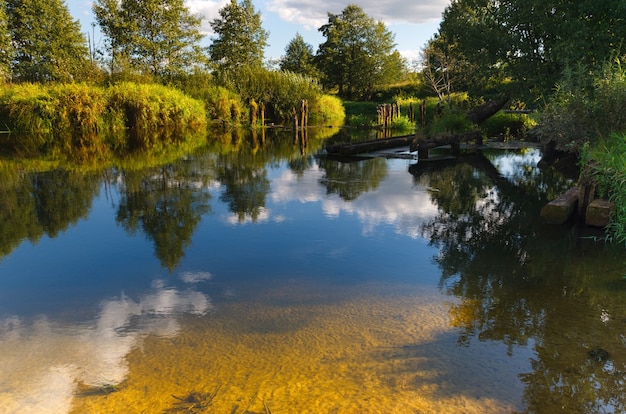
[260, 102, 265, 126]
[250, 100, 258, 126]
[451, 142, 460, 155]
[292, 106, 299, 143]
[420, 100, 426, 127]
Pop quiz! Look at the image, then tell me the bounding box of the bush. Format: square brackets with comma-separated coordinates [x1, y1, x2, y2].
[106, 82, 207, 150]
[220, 66, 324, 124]
[540, 58, 626, 153]
[481, 111, 537, 138]
[309, 94, 345, 126]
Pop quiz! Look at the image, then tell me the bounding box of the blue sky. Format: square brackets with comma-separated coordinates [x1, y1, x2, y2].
[66, 0, 450, 63]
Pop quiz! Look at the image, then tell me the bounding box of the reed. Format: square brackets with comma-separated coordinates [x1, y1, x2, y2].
[0, 82, 207, 159]
[106, 82, 207, 150]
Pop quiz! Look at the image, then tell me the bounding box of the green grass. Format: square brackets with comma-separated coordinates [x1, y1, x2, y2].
[585, 133, 626, 244]
[0, 82, 207, 161]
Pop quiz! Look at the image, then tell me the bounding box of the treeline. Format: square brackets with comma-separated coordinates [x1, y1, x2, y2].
[0, 0, 405, 100]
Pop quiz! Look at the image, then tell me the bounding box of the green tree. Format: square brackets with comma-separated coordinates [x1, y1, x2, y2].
[280, 33, 318, 78]
[315, 4, 402, 100]
[208, 0, 268, 76]
[0, 0, 12, 82]
[6, 0, 89, 82]
[436, 0, 626, 99]
[93, 0, 206, 77]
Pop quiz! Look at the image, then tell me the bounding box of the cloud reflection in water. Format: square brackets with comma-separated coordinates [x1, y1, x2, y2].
[0, 278, 212, 414]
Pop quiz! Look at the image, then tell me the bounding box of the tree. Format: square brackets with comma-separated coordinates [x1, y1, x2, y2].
[93, 0, 206, 77]
[420, 34, 467, 108]
[435, 0, 626, 99]
[6, 0, 89, 82]
[279, 33, 318, 78]
[0, 0, 12, 82]
[208, 0, 268, 76]
[315, 4, 402, 100]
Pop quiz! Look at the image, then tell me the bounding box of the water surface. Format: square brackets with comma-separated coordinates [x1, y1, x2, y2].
[1, 131, 625, 413]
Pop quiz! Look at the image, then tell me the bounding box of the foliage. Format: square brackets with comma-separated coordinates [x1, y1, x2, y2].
[280, 33, 319, 78]
[309, 94, 345, 126]
[389, 116, 415, 134]
[342, 101, 378, 127]
[421, 111, 474, 136]
[223, 66, 324, 123]
[540, 58, 626, 153]
[371, 79, 430, 102]
[434, 0, 626, 101]
[170, 72, 245, 123]
[584, 134, 626, 244]
[208, 0, 268, 77]
[6, 0, 90, 82]
[93, 0, 205, 77]
[481, 111, 537, 138]
[0, 82, 207, 159]
[315, 4, 405, 100]
[105, 82, 207, 150]
[0, 0, 11, 83]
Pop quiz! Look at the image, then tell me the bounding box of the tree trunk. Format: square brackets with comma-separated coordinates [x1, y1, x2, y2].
[465, 94, 510, 124]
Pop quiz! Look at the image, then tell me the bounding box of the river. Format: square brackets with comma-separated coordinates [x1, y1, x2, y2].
[0, 129, 625, 413]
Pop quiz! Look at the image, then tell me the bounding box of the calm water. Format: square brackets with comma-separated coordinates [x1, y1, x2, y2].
[1, 130, 625, 413]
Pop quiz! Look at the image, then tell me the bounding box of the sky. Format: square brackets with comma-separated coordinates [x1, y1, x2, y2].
[66, 0, 450, 63]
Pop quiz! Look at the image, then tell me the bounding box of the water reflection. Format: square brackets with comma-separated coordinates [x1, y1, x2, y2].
[114, 164, 213, 271]
[412, 149, 626, 412]
[0, 169, 99, 259]
[0, 275, 211, 414]
[1, 130, 626, 413]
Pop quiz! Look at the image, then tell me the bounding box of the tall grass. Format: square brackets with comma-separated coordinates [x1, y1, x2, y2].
[220, 66, 325, 124]
[584, 133, 626, 244]
[0, 82, 207, 160]
[540, 57, 626, 153]
[106, 82, 207, 151]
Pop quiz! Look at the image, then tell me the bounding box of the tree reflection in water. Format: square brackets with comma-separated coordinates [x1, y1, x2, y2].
[115, 161, 213, 272]
[0, 169, 100, 258]
[414, 150, 626, 413]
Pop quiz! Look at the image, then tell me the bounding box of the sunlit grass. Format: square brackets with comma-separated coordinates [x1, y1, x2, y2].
[0, 82, 207, 162]
[586, 133, 626, 244]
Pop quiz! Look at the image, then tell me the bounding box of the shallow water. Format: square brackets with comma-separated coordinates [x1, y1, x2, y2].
[0, 132, 625, 413]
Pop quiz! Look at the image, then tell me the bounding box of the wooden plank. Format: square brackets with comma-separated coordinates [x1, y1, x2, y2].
[585, 199, 614, 228]
[325, 134, 414, 155]
[540, 187, 579, 224]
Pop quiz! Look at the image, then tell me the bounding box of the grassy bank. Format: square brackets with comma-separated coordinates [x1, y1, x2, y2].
[0, 82, 207, 160]
[583, 133, 626, 244]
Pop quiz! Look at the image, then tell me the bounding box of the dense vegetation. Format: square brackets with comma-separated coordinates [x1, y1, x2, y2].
[0, 0, 625, 241]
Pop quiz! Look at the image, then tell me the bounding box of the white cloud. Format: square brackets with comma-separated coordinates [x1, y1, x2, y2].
[266, 0, 449, 28]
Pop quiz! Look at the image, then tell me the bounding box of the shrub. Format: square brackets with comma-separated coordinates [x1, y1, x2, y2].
[540, 58, 626, 153]
[309, 94, 345, 126]
[481, 111, 537, 138]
